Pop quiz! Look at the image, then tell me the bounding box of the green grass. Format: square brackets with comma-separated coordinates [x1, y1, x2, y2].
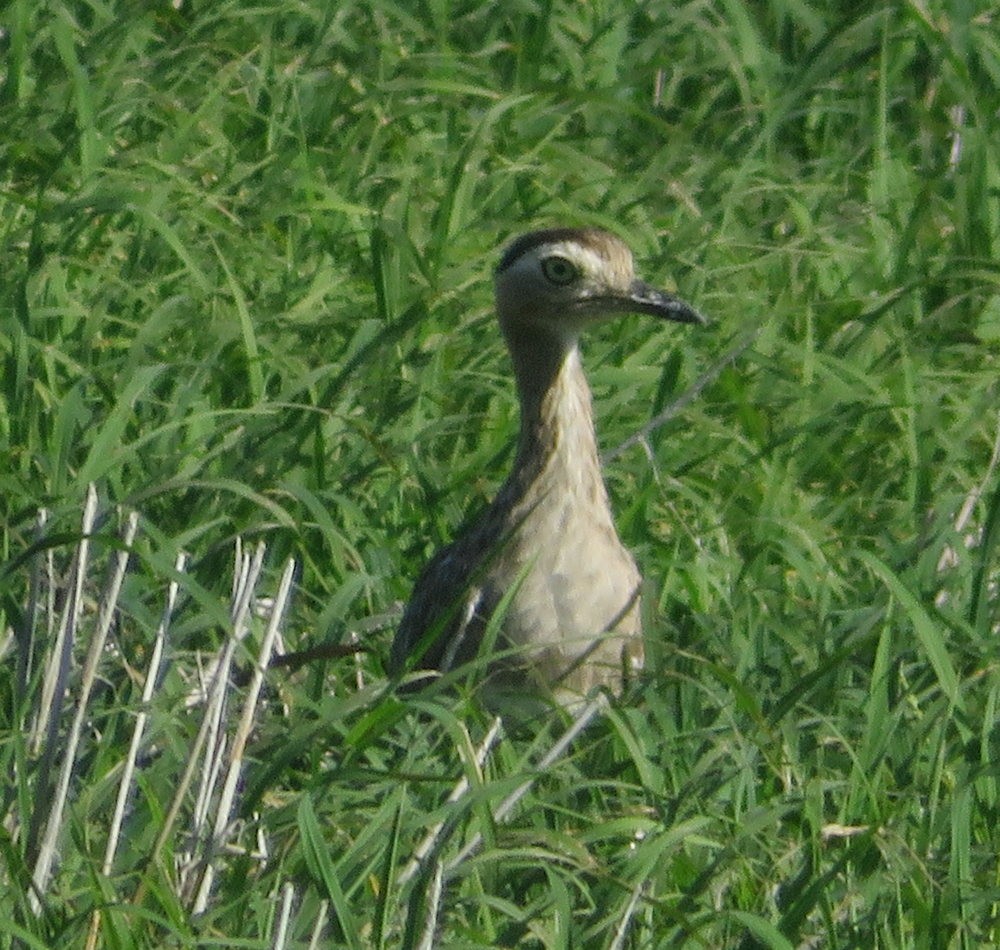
[2, 0, 1000, 945]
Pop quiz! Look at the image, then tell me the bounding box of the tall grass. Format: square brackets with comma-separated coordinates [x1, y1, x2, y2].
[1, 0, 998, 945]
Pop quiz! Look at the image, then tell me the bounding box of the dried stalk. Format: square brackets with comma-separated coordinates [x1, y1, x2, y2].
[444, 694, 607, 876]
[192, 558, 296, 912]
[416, 861, 444, 950]
[399, 716, 502, 885]
[31, 509, 139, 908]
[145, 542, 266, 886]
[84, 550, 186, 950]
[271, 881, 295, 950]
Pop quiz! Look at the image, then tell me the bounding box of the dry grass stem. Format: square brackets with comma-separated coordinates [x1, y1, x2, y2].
[192, 558, 296, 912]
[84, 549, 186, 950]
[416, 860, 444, 950]
[445, 694, 607, 875]
[29, 486, 105, 912]
[271, 880, 296, 949]
[399, 715, 503, 885]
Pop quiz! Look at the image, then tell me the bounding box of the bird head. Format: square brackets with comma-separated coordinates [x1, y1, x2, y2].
[494, 227, 706, 344]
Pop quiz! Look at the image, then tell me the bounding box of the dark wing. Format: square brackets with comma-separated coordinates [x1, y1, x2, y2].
[390, 534, 493, 677]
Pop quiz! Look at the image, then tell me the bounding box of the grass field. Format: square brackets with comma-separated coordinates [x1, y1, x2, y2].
[2, 0, 999, 946]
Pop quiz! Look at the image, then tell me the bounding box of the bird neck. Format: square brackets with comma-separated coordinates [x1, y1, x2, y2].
[502, 326, 605, 494]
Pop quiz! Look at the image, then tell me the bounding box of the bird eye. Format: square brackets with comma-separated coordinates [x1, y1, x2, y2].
[541, 255, 578, 286]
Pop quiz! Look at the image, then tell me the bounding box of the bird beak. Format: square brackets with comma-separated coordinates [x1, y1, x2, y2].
[627, 280, 707, 325]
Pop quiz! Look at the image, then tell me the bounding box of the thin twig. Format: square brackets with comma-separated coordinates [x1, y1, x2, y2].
[307, 899, 330, 950]
[604, 329, 758, 464]
[607, 878, 645, 950]
[416, 860, 444, 950]
[32, 507, 138, 905]
[28, 485, 101, 910]
[105, 550, 185, 872]
[142, 543, 266, 890]
[85, 550, 185, 950]
[188, 544, 264, 848]
[193, 558, 296, 912]
[399, 716, 503, 885]
[444, 694, 607, 876]
[271, 881, 296, 950]
[31, 486, 99, 753]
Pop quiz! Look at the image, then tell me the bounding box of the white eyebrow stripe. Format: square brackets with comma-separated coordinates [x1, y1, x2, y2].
[528, 242, 608, 281]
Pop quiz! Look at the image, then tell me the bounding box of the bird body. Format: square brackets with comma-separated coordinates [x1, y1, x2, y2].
[391, 228, 703, 702]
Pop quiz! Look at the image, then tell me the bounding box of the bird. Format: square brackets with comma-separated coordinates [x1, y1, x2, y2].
[390, 227, 705, 705]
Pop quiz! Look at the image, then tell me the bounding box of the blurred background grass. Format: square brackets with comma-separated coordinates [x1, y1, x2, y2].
[1, 0, 999, 946]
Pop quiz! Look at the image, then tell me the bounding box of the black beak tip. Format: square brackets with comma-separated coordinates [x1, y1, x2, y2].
[678, 304, 710, 326]
[630, 280, 709, 326]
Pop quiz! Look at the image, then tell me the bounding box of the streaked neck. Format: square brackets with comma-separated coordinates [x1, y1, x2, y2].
[502, 326, 603, 494]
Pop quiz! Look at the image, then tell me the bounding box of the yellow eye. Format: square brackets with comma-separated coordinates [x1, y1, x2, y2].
[541, 255, 578, 286]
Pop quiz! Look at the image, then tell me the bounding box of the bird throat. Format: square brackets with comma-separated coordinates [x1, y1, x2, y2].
[503, 327, 605, 501]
